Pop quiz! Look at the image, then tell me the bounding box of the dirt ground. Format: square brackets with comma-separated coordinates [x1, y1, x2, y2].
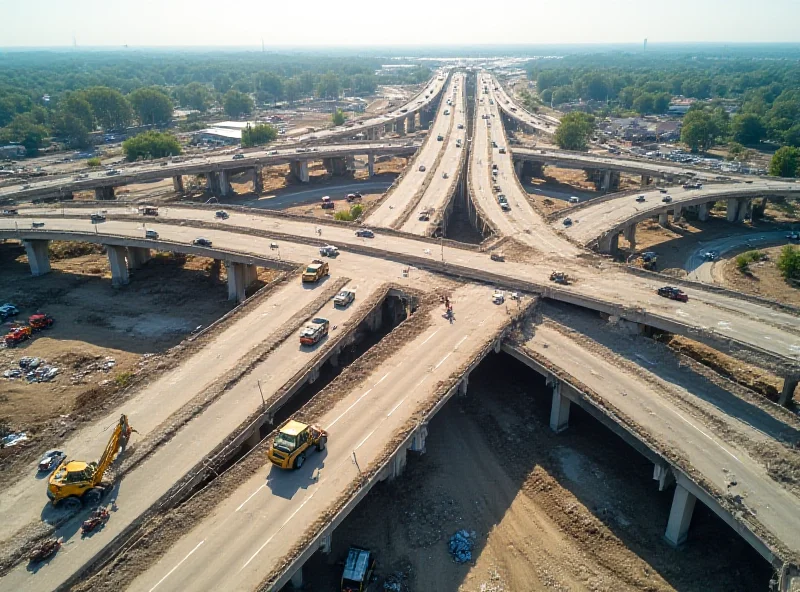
[719, 244, 800, 307]
[303, 352, 770, 592]
[0, 240, 276, 471]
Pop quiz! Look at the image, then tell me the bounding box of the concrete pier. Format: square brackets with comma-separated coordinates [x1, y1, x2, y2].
[697, 202, 709, 222]
[290, 160, 309, 183]
[94, 186, 115, 200]
[673, 205, 683, 223]
[172, 175, 184, 193]
[598, 232, 619, 255]
[22, 239, 51, 276]
[126, 247, 151, 269]
[549, 379, 571, 433]
[226, 262, 258, 302]
[368, 152, 375, 177]
[107, 245, 130, 287]
[290, 567, 303, 589]
[664, 484, 697, 547]
[406, 113, 416, 133]
[658, 212, 669, 226]
[727, 198, 739, 222]
[780, 376, 797, 407]
[623, 224, 636, 251]
[409, 425, 428, 454]
[737, 198, 751, 223]
[253, 167, 263, 194]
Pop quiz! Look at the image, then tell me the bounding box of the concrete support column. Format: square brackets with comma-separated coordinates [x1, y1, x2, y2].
[641, 174, 651, 188]
[395, 118, 405, 136]
[243, 263, 258, 287]
[549, 379, 571, 433]
[737, 198, 751, 223]
[252, 167, 263, 195]
[367, 152, 375, 177]
[779, 377, 797, 407]
[106, 245, 130, 287]
[664, 484, 697, 547]
[409, 425, 428, 454]
[206, 172, 219, 194]
[598, 232, 619, 255]
[218, 170, 232, 197]
[172, 175, 184, 193]
[291, 160, 310, 183]
[94, 186, 115, 200]
[458, 375, 469, 397]
[673, 205, 683, 223]
[726, 198, 739, 222]
[226, 261, 246, 303]
[658, 212, 669, 226]
[514, 159, 523, 180]
[407, 113, 415, 133]
[22, 239, 51, 276]
[653, 463, 675, 491]
[623, 224, 636, 251]
[697, 202, 709, 222]
[126, 247, 151, 269]
[320, 533, 332, 554]
[601, 169, 612, 192]
[324, 157, 348, 176]
[384, 122, 393, 135]
[290, 566, 303, 589]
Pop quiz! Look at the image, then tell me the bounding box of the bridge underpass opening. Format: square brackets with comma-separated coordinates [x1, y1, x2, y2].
[297, 349, 771, 592]
[187, 291, 419, 492]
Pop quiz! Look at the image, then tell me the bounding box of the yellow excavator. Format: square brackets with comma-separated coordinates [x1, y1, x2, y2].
[47, 415, 135, 510]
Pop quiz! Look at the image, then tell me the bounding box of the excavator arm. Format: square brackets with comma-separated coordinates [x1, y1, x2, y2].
[93, 415, 134, 483]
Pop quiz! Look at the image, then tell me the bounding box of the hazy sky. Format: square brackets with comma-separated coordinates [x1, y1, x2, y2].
[2, 0, 799, 47]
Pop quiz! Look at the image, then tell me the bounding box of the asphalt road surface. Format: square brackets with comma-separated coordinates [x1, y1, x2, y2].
[523, 323, 800, 559]
[367, 74, 459, 229]
[125, 284, 514, 592]
[684, 230, 793, 282]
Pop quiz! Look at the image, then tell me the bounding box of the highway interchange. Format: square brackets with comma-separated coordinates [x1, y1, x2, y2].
[2, 69, 800, 591]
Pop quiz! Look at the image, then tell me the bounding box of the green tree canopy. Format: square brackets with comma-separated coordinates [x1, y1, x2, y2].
[633, 94, 655, 115]
[223, 90, 254, 118]
[0, 113, 49, 155]
[241, 123, 278, 148]
[554, 112, 596, 151]
[680, 108, 725, 153]
[731, 113, 766, 145]
[777, 245, 800, 280]
[85, 86, 132, 130]
[254, 72, 283, 104]
[315, 72, 340, 99]
[769, 146, 800, 177]
[331, 109, 346, 126]
[128, 87, 174, 125]
[122, 130, 181, 162]
[52, 92, 94, 148]
[176, 83, 213, 112]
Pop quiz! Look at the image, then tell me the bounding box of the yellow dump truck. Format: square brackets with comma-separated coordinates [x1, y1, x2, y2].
[302, 259, 330, 283]
[267, 419, 327, 470]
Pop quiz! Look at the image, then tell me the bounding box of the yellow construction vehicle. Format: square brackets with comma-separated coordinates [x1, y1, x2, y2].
[47, 415, 134, 510]
[302, 259, 330, 283]
[267, 419, 327, 470]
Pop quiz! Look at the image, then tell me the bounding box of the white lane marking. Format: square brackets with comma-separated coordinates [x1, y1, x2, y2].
[375, 372, 390, 386]
[236, 484, 266, 512]
[387, 397, 408, 417]
[672, 410, 740, 462]
[148, 540, 206, 592]
[240, 490, 319, 572]
[326, 389, 372, 429]
[454, 336, 468, 349]
[356, 426, 380, 450]
[434, 352, 452, 369]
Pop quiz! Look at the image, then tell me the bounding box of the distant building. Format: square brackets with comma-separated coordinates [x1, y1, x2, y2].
[0, 144, 26, 159]
[195, 127, 242, 145]
[668, 98, 695, 115]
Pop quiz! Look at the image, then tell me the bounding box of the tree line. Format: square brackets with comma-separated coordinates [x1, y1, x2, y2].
[0, 51, 431, 155]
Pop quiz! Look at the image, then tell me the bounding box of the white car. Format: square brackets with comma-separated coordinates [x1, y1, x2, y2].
[492, 291, 505, 304]
[569, 196, 580, 204]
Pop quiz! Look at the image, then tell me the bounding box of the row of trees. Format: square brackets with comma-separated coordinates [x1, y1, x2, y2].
[122, 131, 181, 161]
[241, 123, 278, 148]
[0, 52, 432, 156]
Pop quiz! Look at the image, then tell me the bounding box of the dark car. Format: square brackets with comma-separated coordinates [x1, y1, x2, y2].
[90, 213, 106, 223]
[193, 238, 213, 247]
[38, 450, 66, 473]
[355, 229, 374, 238]
[0, 304, 19, 320]
[215, 210, 229, 220]
[657, 286, 689, 302]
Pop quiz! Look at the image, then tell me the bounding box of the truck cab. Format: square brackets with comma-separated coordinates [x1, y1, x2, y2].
[267, 420, 327, 470]
[302, 260, 329, 283]
[299, 317, 329, 345]
[341, 547, 376, 592]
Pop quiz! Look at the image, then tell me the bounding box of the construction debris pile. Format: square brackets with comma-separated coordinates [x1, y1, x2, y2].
[70, 356, 117, 384]
[448, 529, 475, 564]
[3, 357, 59, 382]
